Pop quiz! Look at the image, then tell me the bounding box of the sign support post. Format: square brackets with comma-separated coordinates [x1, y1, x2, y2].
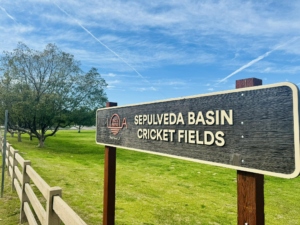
[236, 78, 264, 225]
[103, 102, 117, 225]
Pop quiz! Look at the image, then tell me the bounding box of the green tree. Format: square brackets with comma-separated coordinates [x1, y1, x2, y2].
[0, 43, 108, 147]
[69, 107, 96, 133]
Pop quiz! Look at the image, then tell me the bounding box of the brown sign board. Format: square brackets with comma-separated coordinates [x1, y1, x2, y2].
[96, 82, 300, 178]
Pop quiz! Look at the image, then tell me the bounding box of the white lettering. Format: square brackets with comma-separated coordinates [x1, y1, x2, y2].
[215, 131, 225, 146]
[138, 115, 143, 125]
[157, 114, 163, 125]
[163, 129, 169, 141]
[156, 129, 163, 140]
[188, 112, 195, 125]
[169, 129, 175, 142]
[177, 113, 185, 125]
[169, 113, 176, 125]
[196, 111, 206, 125]
[150, 129, 156, 140]
[221, 110, 233, 125]
[137, 129, 143, 138]
[204, 131, 214, 145]
[215, 110, 219, 125]
[134, 115, 138, 125]
[178, 130, 185, 142]
[164, 113, 169, 125]
[188, 130, 195, 144]
[206, 111, 214, 125]
[196, 130, 204, 145]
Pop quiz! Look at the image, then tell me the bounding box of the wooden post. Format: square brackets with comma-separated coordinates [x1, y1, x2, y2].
[103, 102, 117, 225]
[1, 110, 8, 198]
[6, 144, 11, 176]
[45, 186, 62, 225]
[20, 160, 31, 223]
[11, 149, 19, 191]
[236, 78, 264, 225]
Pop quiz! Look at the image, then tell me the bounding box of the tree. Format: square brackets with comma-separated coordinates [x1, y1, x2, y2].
[69, 107, 96, 133]
[0, 43, 108, 147]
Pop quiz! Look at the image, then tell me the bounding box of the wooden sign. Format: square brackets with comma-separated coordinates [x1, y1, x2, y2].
[96, 82, 300, 178]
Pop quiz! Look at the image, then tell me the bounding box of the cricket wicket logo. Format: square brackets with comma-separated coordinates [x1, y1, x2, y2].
[107, 114, 127, 135]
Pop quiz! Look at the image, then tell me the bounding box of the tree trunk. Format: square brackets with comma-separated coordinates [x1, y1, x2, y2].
[38, 139, 44, 148]
[78, 126, 81, 133]
[18, 131, 22, 142]
[37, 135, 45, 148]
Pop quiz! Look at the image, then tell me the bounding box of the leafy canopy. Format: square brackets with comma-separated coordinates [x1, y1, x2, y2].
[0, 42, 108, 146]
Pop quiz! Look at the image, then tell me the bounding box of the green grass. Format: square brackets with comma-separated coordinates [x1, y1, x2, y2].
[0, 170, 22, 225]
[1, 130, 300, 224]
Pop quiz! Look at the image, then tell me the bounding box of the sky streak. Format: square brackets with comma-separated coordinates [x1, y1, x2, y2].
[52, 2, 157, 91]
[0, 5, 18, 24]
[218, 37, 300, 84]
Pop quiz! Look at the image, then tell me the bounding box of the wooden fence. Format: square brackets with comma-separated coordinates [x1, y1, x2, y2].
[1, 138, 88, 225]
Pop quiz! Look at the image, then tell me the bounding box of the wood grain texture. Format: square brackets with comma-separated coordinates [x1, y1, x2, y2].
[103, 146, 116, 225]
[26, 165, 50, 199]
[14, 178, 22, 201]
[237, 78, 264, 225]
[236, 78, 262, 88]
[97, 83, 299, 177]
[14, 166, 22, 186]
[53, 196, 87, 225]
[25, 183, 46, 224]
[237, 171, 264, 225]
[24, 202, 38, 225]
[103, 102, 117, 225]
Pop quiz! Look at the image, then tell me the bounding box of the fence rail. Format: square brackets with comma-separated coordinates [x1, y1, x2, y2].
[0, 138, 88, 225]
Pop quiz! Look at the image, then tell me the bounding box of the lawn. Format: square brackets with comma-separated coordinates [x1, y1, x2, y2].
[1, 130, 300, 224]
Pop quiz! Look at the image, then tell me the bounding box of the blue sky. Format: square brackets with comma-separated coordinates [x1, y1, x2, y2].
[1, 0, 300, 106]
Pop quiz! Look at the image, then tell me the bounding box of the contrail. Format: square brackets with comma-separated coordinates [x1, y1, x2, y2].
[218, 37, 300, 84]
[0, 5, 18, 24]
[52, 2, 156, 90]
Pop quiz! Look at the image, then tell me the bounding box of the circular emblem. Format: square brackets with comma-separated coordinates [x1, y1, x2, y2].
[108, 114, 122, 135]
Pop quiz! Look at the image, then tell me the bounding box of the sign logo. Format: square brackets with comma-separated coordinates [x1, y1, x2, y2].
[107, 114, 127, 135]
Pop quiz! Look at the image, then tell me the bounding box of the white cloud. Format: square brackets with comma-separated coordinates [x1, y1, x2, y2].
[107, 80, 121, 84]
[1, 0, 300, 95]
[104, 73, 116, 77]
[132, 87, 157, 92]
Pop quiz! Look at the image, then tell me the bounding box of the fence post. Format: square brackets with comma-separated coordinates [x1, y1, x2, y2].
[20, 160, 31, 223]
[1, 111, 8, 198]
[0, 138, 2, 154]
[236, 78, 265, 225]
[6, 144, 10, 175]
[45, 186, 62, 225]
[11, 149, 19, 191]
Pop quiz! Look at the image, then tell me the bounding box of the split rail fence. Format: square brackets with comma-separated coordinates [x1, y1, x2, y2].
[0, 138, 88, 225]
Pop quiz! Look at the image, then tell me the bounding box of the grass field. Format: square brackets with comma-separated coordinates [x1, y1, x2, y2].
[1, 130, 300, 224]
